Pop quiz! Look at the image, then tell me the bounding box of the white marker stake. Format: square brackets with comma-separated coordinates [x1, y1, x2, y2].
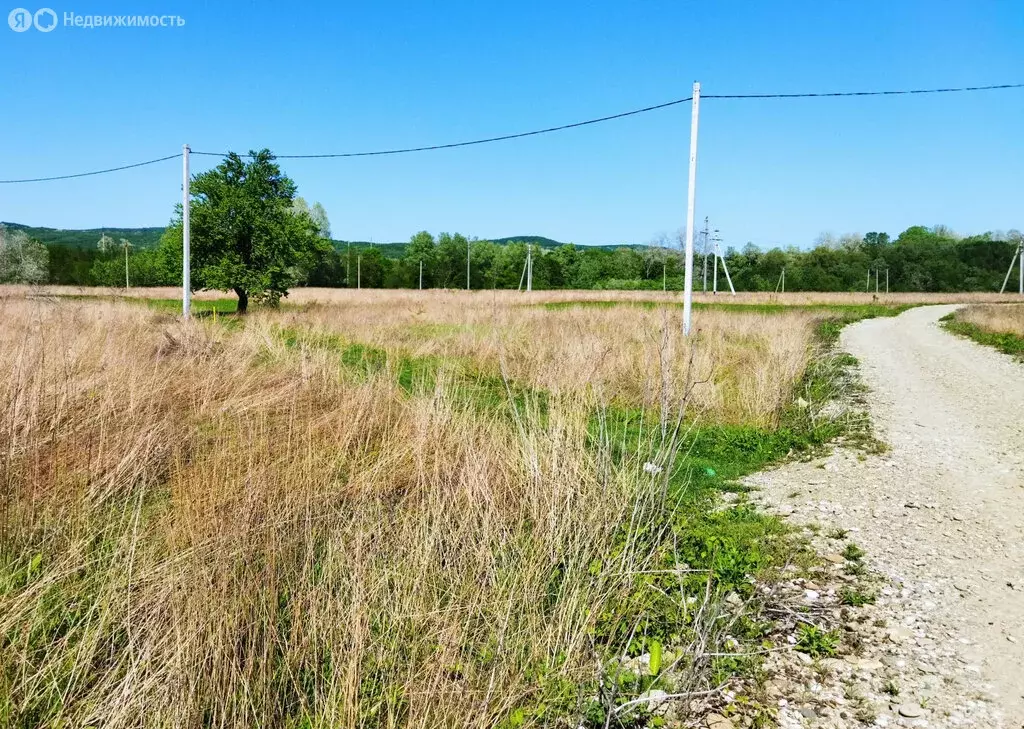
[682, 82, 700, 335]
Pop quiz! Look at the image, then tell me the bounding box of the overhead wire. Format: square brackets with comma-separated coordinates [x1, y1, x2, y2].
[0, 154, 181, 184]
[2, 82, 1021, 183]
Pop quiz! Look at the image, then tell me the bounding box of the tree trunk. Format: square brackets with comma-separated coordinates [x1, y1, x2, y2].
[234, 288, 248, 314]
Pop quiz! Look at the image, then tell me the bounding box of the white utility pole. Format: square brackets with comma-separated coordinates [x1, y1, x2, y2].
[526, 245, 533, 292]
[682, 81, 700, 335]
[712, 243, 718, 294]
[182, 144, 191, 319]
[701, 217, 710, 293]
[866, 270, 870, 293]
[886, 269, 889, 294]
[124, 242, 130, 289]
[419, 260, 423, 290]
[466, 238, 471, 290]
[999, 239, 1024, 294]
[875, 269, 879, 294]
[712, 232, 736, 295]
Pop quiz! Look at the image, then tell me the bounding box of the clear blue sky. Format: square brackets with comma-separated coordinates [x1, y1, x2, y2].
[1, 0, 1021, 247]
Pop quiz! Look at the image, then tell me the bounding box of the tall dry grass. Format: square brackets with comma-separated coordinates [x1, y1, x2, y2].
[265, 292, 815, 427]
[4, 284, 1019, 308]
[0, 298, 737, 728]
[955, 303, 1024, 337]
[278, 287, 1020, 308]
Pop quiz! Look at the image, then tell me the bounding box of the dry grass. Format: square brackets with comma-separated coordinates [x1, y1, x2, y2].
[4, 285, 1019, 308]
[954, 303, 1024, 338]
[261, 291, 816, 427]
[280, 288, 1019, 307]
[1, 297, 754, 729]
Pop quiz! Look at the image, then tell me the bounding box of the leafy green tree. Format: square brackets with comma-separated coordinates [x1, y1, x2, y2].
[404, 231, 436, 287]
[163, 150, 326, 313]
[0, 225, 48, 284]
[310, 202, 331, 239]
[353, 247, 389, 288]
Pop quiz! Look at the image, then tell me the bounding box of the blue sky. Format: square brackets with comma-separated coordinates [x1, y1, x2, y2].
[1, 0, 1022, 247]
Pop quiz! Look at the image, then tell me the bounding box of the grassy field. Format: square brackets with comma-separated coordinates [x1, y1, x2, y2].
[7, 284, 1022, 307]
[941, 303, 1024, 360]
[0, 287, 995, 728]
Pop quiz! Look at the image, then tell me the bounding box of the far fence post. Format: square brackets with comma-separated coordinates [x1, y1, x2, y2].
[182, 144, 191, 319]
[357, 255, 361, 290]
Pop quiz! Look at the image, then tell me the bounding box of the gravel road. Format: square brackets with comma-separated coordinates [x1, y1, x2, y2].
[748, 305, 1024, 728]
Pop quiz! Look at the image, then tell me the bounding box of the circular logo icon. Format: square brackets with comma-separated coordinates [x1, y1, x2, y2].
[8, 7, 33, 31]
[34, 7, 57, 31]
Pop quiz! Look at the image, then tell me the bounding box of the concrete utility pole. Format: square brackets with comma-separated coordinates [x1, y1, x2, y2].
[710, 231, 735, 296]
[886, 268, 889, 294]
[999, 238, 1024, 295]
[419, 260, 423, 290]
[682, 81, 700, 335]
[182, 144, 191, 319]
[701, 216, 710, 293]
[526, 245, 533, 292]
[466, 237, 471, 290]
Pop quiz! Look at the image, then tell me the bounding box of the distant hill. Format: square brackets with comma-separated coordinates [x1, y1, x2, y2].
[4, 223, 643, 255]
[2, 222, 165, 249]
[491, 235, 564, 249]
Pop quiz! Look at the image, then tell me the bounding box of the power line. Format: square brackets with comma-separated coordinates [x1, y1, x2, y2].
[2, 82, 1021, 184]
[192, 96, 694, 159]
[703, 82, 1024, 99]
[0, 154, 181, 185]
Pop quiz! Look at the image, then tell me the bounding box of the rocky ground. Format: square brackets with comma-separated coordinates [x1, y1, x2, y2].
[740, 305, 1024, 729]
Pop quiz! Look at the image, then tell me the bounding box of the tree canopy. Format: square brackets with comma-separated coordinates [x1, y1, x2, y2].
[24, 221, 1024, 296]
[160, 149, 327, 312]
[0, 225, 49, 284]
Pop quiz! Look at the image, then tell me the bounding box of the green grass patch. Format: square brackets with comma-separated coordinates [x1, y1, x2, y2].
[276, 326, 540, 415]
[940, 312, 1024, 360]
[275, 304, 884, 726]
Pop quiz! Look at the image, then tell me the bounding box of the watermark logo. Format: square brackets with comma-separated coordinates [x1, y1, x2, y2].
[34, 7, 55, 29]
[8, 8, 184, 31]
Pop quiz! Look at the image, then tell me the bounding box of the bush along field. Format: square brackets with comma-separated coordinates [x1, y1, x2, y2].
[0, 292, 902, 729]
[940, 304, 1024, 361]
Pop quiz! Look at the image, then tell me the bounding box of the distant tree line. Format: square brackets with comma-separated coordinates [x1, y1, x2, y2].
[20, 224, 1022, 294]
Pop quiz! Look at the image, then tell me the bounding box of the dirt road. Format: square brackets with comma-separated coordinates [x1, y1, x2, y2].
[749, 305, 1024, 727]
